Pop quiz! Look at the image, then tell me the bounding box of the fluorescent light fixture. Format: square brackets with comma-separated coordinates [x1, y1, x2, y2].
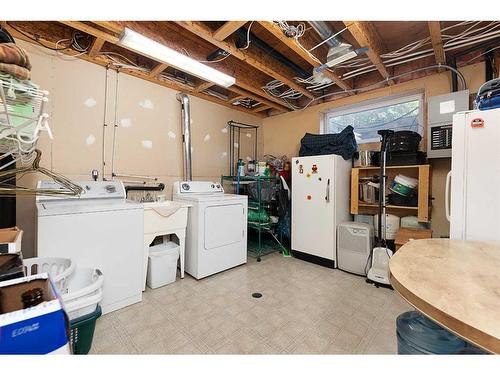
[314, 47, 369, 74]
[119, 28, 236, 88]
[325, 48, 367, 68]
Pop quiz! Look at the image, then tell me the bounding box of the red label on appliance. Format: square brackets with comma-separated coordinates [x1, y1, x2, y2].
[471, 118, 484, 128]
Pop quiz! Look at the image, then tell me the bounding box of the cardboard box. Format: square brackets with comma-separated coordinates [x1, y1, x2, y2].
[0, 227, 23, 254]
[0, 253, 25, 282]
[395, 228, 433, 251]
[0, 273, 70, 354]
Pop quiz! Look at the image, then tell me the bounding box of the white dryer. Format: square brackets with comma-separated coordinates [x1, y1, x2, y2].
[173, 181, 247, 279]
[36, 181, 143, 315]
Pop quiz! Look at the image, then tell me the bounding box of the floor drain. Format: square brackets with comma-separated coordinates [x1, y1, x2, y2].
[252, 292, 262, 299]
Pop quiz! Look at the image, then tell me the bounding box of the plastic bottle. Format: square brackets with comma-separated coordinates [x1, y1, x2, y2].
[237, 159, 245, 177]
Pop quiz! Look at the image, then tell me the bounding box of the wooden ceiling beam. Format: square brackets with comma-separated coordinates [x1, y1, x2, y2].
[428, 21, 446, 71]
[227, 86, 287, 111]
[59, 21, 289, 112]
[257, 21, 351, 91]
[194, 81, 215, 92]
[253, 105, 271, 113]
[89, 37, 105, 58]
[6, 23, 264, 118]
[343, 21, 394, 85]
[149, 63, 169, 77]
[213, 21, 247, 41]
[174, 21, 315, 100]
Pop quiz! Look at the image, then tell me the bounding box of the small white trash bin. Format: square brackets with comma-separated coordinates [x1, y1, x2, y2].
[147, 241, 180, 289]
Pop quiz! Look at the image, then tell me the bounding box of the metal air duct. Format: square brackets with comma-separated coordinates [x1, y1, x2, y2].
[176, 93, 192, 181]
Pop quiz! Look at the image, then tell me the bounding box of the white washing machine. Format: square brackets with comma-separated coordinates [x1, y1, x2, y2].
[36, 181, 144, 315]
[173, 181, 247, 279]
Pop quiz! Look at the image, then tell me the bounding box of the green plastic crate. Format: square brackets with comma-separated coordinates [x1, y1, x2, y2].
[69, 305, 102, 355]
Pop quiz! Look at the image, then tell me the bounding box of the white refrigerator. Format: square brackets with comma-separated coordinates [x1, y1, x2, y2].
[446, 107, 500, 241]
[291, 154, 352, 266]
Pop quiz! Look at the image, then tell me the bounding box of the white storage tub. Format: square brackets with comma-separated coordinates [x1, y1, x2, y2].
[147, 241, 179, 289]
[62, 268, 104, 320]
[23, 257, 75, 292]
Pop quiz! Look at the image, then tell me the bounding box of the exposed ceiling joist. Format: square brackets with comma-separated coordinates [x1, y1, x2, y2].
[253, 105, 271, 113]
[343, 21, 394, 85]
[6, 23, 264, 118]
[194, 81, 215, 92]
[213, 21, 247, 41]
[428, 21, 446, 71]
[60, 21, 119, 44]
[227, 85, 287, 111]
[175, 21, 315, 100]
[257, 21, 352, 91]
[149, 63, 169, 77]
[59, 21, 289, 113]
[89, 37, 105, 58]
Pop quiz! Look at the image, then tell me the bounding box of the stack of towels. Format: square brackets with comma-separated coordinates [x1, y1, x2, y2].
[0, 43, 32, 81]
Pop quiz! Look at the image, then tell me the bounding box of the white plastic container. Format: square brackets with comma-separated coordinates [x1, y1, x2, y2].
[373, 213, 401, 240]
[147, 241, 179, 289]
[62, 267, 104, 320]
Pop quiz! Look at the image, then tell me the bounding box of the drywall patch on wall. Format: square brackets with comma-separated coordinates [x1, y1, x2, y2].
[168, 130, 176, 139]
[139, 99, 154, 109]
[246, 133, 252, 138]
[203, 134, 211, 142]
[221, 151, 227, 158]
[86, 134, 96, 145]
[141, 140, 153, 149]
[246, 156, 252, 161]
[234, 142, 239, 148]
[221, 127, 228, 134]
[84, 97, 97, 108]
[120, 118, 132, 128]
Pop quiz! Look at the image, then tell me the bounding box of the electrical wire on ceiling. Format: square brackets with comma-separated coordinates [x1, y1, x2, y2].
[296, 63, 467, 112]
[333, 21, 500, 82]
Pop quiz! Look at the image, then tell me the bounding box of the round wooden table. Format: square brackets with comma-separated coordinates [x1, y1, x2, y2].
[389, 239, 500, 354]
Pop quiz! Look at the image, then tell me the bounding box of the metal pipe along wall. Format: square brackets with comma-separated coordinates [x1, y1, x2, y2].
[176, 93, 192, 181]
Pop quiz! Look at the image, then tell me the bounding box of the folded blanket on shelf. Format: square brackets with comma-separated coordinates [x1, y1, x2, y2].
[0, 63, 31, 81]
[0, 43, 32, 70]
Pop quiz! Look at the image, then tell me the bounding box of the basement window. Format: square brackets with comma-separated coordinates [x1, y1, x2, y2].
[321, 93, 424, 144]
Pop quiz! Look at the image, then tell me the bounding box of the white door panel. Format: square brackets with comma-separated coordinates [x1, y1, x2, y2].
[463, 111, 500, 240]
[205, 204, 244, 249]
[292, 155, 335, 260]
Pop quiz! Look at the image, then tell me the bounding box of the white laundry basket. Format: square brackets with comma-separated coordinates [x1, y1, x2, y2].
[147, 241, 179, 289]
[23, 257, 75, 292]
[62, 268, 104, 320]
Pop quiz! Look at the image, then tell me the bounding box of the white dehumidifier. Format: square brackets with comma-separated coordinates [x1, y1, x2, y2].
[337, 222, 373, 276]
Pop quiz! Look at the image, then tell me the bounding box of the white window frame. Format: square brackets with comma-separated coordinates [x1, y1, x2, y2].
[320, 91, 424, 144]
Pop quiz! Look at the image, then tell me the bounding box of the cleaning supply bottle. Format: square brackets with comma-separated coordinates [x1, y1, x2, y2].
[237, 159, 245, 177]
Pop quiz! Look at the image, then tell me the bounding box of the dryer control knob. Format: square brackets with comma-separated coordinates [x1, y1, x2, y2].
[181, 183, 190, 191]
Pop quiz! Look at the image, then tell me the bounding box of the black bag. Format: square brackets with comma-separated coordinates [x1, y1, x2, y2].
[299, 125, 357, 160]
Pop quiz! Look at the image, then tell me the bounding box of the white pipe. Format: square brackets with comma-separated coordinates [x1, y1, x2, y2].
[176, 93, 192, 181]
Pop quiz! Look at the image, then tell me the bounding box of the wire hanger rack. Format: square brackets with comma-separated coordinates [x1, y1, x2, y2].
[0, 73, 83, 196]
[0, 73, 51, 169]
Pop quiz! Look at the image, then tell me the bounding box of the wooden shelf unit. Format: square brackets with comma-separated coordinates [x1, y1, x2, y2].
[351, 164, 432, 222]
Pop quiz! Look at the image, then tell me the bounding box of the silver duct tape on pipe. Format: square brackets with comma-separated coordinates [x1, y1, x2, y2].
[176, 93, 192, 181]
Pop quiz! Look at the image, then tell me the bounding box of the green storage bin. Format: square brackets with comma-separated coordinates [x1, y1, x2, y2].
[69, 305, 102, 355]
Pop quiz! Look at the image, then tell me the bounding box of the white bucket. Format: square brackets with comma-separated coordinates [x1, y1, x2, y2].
[147, 241, 179, 289]
[374, 214, 401, 240]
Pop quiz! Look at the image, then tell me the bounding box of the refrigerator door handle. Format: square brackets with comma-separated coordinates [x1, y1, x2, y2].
[445, 171, 452, 222]
[325, 178, 331, 202]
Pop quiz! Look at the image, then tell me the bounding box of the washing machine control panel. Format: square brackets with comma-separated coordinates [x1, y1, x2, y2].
[37, 181, 126, 201]
[175, 181, 223, 194]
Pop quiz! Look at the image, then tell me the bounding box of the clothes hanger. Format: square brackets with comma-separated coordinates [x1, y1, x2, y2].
[0, 149, 84, 197]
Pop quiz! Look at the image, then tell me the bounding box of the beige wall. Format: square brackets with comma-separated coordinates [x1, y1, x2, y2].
[16, 40, 262, 257]
[262, 63, 486, 238]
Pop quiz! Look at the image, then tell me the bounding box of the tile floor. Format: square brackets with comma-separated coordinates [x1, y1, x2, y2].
[91, 253, 412, 354]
